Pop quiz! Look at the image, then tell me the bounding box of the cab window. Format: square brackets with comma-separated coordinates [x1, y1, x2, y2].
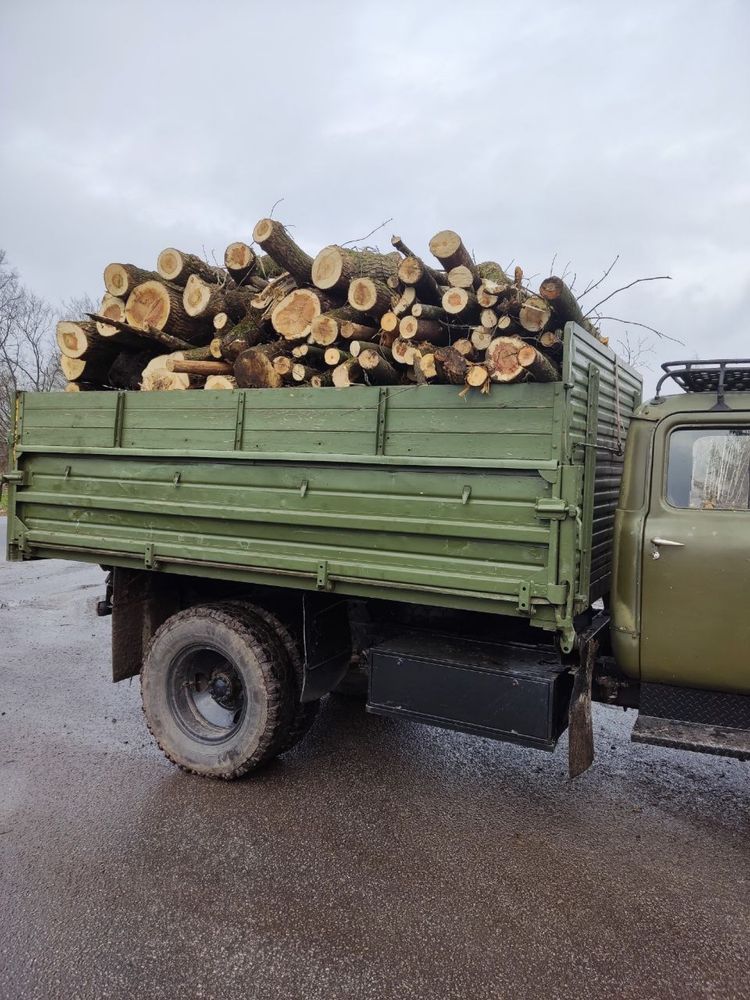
[667, 427, 750, 510]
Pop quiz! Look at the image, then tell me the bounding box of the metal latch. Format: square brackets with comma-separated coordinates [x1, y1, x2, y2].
[535, 498, 574, 520]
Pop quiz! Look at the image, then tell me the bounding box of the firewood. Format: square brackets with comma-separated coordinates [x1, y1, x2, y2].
[61, 353, 112, 385]
[157, 249, 223, 287]
[252, 218, 314, 286]
[517, 344, 560, 382]
[398, 316, 446, 344]
[397, 256, 444, 304]
[476, 285, 499, 308]
[447, 265, 475, 289]
[539, 330, 564, 362]
[213, 312, 232, 332]
[480, 308, 498, 329]
[234, 342, 287, 389]
[391, 286, 417, 317]
[390, 235, 417, 258]
[141, 353, 184, 390]
[107, 350, 155, 390]
[429, 230, 479, 284]
[273, 355, 295, 377]
[183, 276, 255, 320]
[205, 375, 237, 390]
[224, 242, 257, 285]
[324, 346, 351, 367]
[86, 313, 192, 353]
[348, 277, 392, 318]
[465, 364, 490, 390]
[485, 336, 530, 383]
[310, 371, 333, 388]
[410, 303, 445, 322]
[104, 263, 160, 298]
[292, 363, 318, 383]
[380, 311, 400, 333]
[470, 327, 494, 352]
[125, 280, 212, 342]
[310, 306, 370, 345]
[538, 276, 599, 338]
[166, 358, 233, 377]
[56, 321, 108, 360]
[64, 382, 99, 392]
[518, 295, 552, 334]
[271, 288, 331, 340]
[332, 359, 364, 387]
[358, 349, 399, 384]
[292, 344, 326, 364]
[391, 337, 419, 366]
[442, 287, 480, 319]
[350, 342, 390, 361]
[311, 246, 400, 294]
[452, 338, 476, 361]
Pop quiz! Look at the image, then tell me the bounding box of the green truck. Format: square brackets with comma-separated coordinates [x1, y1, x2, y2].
[3, 324, 749, 778]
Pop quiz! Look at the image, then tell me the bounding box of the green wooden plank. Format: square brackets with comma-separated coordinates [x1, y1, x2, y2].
[384, 432, 553, 461]
[385, 408, 554, 435]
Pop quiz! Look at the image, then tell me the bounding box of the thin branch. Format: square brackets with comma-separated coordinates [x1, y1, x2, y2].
[268, 197, 284, 219]
[342, 217, 394, 248]
[584, 275, 672, 317]
[579, 255, 620, 298]
[596, 316, 683, 345]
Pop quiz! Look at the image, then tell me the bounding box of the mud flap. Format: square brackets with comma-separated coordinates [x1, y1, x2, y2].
[111, 568, 180, 682]
[300, 592, 352, 702]
[568, 613, 608, 778]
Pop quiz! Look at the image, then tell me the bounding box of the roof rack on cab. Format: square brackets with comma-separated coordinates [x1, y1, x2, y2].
[654, 359, 750, 408]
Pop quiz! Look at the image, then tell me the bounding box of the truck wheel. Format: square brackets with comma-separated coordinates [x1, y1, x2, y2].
[222, 599, 320, 754]
[141, 604, 295, 779]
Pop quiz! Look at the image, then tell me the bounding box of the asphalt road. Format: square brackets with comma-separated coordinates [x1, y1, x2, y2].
[1, 531, 748, 1000]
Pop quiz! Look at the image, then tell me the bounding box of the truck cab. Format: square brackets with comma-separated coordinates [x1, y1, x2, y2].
[611, 358, 750, 758]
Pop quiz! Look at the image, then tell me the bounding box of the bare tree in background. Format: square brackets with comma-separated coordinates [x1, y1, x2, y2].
[0, 250, 67, 474]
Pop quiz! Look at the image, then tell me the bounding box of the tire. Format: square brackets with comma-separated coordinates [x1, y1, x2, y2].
[221, 599, 320, 754]
[141, 603, 295, 779]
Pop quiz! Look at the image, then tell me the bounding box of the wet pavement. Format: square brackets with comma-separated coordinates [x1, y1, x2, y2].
[1, 530, 748, 1000]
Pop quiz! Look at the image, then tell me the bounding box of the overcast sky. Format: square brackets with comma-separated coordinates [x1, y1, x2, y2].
[1, 0, 748, 390]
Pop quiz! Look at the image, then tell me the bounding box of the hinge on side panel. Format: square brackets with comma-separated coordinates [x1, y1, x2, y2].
[316, 560, 332, 591]
[375, 388, 388, 455]
[1, 470, 25, 486]
[144, 543, 156, 570]
[517, 581, 531, 613]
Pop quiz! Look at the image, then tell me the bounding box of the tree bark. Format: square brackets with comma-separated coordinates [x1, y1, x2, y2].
[224, 242, 257, 285]
[410, 302, 445, 322]
[157, 249, 222, 287]
[166, 358, 234, 376]
[323, 346, 351, 367]
[429, 230, 479, 283]
[252, 218, 314, 286]
[332, 359, 364, 387]
[348, 277, 392, 318]
[107, 350, 154, 390]
[104, 263, 160, 298]
[310, 371, 333, 388]
[292, 343, 326, 364]
[517, 344, 560, 381]
[310, 306, 370, 345]
[271, 288, 331, 340]
[61, 353, 113, 384]
[432, 346, 470, 385]
[234, 342, 288, 388]
[398, 316, 446, 344]
[86, 312, 192, 353]
[397, 256, 444, 304]
[311, 245, 400, 293]
[538, 276, 599, 337]
[358, 349, 399, 384]
[339, 321, 380, 342]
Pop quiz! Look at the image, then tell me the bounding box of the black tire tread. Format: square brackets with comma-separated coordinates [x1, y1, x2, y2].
[142, 603, 294, 780]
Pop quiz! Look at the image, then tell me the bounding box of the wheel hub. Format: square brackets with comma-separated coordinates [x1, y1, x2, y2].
[208, 670, 240, 709]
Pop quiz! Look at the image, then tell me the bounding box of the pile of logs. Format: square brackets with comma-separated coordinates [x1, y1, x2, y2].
[57, 222, 605, 395]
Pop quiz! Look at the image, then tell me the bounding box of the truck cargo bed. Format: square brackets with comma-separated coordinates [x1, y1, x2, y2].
[5, 324, 641, 649]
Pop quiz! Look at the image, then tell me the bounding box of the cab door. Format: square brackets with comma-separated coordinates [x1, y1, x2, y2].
[640, 412, 750, 693]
